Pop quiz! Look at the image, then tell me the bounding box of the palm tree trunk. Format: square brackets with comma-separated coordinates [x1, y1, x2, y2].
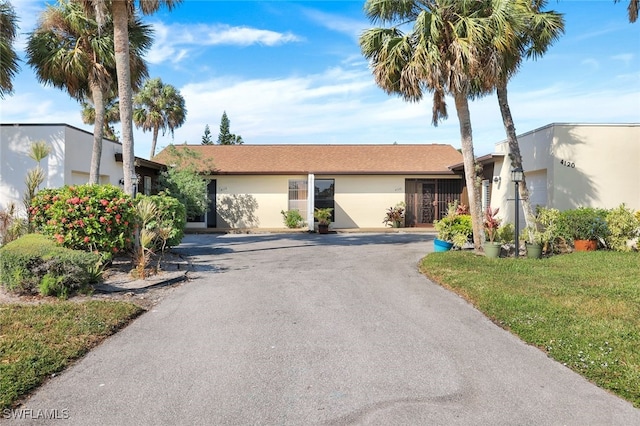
[112, 0, 135, 196]
[454, 92, 485, 251]
[150, 126, 159, 159]
[89, 82, 104, 185]
[496, 82, 535, 230]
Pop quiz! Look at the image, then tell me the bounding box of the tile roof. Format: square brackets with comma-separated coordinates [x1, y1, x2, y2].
[153, 144, 463, 175]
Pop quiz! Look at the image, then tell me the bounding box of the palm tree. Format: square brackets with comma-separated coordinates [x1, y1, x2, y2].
[0, 0, 19, 98]
[360, 0, 509, 250]
[615, 0, 638, 22]
[76, 0, 183, 196]
[133, 77, 187, 158]
[490, 0, 564, 230]
[82, 93, 121, 141]
[26, 0, 152, 184]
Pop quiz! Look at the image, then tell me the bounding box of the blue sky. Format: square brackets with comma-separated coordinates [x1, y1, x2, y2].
[1, 0, 639, 159]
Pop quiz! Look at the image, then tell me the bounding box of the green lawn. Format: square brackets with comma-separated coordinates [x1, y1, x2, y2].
[0, 301, 143, 409]
[420, 251, 640, 407]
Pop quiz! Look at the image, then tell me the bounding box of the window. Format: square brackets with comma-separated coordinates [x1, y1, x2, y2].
[288, 179, 308, 219]
[144, 176, 152, 196]
[314, 179, 335, 221]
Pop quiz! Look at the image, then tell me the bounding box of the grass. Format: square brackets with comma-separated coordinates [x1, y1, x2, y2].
[0, 301, 144, 409]
[420, 250, 640, 407]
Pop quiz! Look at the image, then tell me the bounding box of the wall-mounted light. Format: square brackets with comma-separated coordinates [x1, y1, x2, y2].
[492, 176, 501, 183]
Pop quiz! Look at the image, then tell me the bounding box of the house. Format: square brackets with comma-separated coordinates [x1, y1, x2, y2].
[483, 123, 640, 224]
[153, 144, 464, 230]
[0, 123, 165, 214]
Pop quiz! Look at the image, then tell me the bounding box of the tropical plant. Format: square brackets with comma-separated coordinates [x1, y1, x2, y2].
[605, 204, 640, 252]
[0, 203, 24, 246]
[360, 0, 506, 250]
[217, 111, 244, 145]
[484, 207, 502, 243]
[77, 0, 183, 195]
[26, 0, 152, 184]
[314, 207, 333, 226]
[434, 202, 472, 248]
[29, 184, 136, 257]
[615, 0, 638, 22]
[490, 0, 564, 231]
[81, 93, 120, 141]
[22, 141, 51, 225]
[281, 209, 305, 229]
[0, 0, 19, 98]
[383, 202, 405, 227]
[133, 77, 187, 158]
[522, 206, 560, 253]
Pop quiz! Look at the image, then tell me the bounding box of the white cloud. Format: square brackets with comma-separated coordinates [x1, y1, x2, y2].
[302, 8, 369, 40]
[611, 53, 634, 65]
[146, 21, 302, 65]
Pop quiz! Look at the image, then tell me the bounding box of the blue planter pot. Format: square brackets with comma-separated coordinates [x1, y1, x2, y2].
[434, 238, 454, 252]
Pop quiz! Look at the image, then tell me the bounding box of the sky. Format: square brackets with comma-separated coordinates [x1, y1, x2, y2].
[1, 0, 639, 160]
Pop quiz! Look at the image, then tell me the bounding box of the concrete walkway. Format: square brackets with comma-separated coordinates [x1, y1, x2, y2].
[7, 233, 639, 425]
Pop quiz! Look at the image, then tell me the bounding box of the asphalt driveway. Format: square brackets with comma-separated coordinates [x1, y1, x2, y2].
[7, 233, 640, 425]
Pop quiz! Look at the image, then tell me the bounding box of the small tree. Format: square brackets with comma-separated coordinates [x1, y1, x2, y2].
[217, 111, 243, 145]
[202, 124, 213, 145]
[23, 141, 51, 231]
[157, 145, 209, 220]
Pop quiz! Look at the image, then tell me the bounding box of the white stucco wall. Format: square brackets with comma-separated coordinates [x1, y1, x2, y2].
[490, 123, 640, 225]
[202, 174, 455, 229]
[0, 124, 124, 214]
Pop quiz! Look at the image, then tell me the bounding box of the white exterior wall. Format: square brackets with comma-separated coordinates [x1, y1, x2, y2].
[195, 174, 436, 229]
[490, 123, 640, 225]
[330, 175, 406, 228]
[1, 124, 124, 214]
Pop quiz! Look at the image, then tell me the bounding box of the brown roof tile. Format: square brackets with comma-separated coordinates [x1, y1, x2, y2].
[154, 144, 462, 175]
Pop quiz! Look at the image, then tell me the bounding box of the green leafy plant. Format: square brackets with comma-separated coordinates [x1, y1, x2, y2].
[29, 184, 136, 257]
[557, 207, 609, 242]
[383, 202, 405, 228]
[434, 201, 472, 248]
[496, 223, 515, 244]
[281, 209, 306, 228]
[136, 194, 186, 249]
[605, 204, 639, 252]
[314, 207, 333, 226]
[0, 233, 102, 298]
[523, 207, 560, 253]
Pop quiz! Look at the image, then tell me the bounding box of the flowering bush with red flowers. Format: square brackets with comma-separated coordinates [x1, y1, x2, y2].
[30, 184, 136, 255]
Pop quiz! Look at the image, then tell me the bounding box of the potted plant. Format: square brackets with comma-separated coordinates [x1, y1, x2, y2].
[314, 207, 333, 234]
[522, 207, 560, 258]
[483, 207, 502, 258]
[557, 207, 608, 251]
[383, 202, 405, 228]
[433, 201, 472, 251]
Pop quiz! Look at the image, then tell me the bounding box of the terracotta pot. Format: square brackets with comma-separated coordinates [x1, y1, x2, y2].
[318, 224, 330, 234]
[574, 239, 597, 252]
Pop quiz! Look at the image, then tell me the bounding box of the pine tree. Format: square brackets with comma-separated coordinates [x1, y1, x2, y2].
[202, 124, 213, 145]
[217, 111, 243, 145]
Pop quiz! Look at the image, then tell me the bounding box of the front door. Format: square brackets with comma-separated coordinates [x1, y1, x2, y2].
[206, 180, 216, 228]
[421, 182, 436, 224]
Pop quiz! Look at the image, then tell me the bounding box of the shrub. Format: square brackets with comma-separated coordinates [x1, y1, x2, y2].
[0, 203, 25, 246]
[136, 194, 186, 248]
[0, 234, 102, 298]
[383, 202, 405, 228]
[281, 209, 305, 229]
[605, 204, 639, 252]
[29, 184, 136, 256]
[497, 223, 515, 244]
[556, 207, 609, 242]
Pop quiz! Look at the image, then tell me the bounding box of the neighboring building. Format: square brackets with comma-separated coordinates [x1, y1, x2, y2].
[154, 144, 464, 230]
[0, 123, 164, 214]
[484, 123, 640, 224]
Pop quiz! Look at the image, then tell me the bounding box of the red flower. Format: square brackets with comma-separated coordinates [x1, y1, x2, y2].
[99, 217, 106, 223]
[84, 236, 90, 243]
[100, 199, 109, 206]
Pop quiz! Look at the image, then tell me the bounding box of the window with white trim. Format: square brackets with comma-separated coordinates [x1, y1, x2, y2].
[288, 179, 308, 219]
